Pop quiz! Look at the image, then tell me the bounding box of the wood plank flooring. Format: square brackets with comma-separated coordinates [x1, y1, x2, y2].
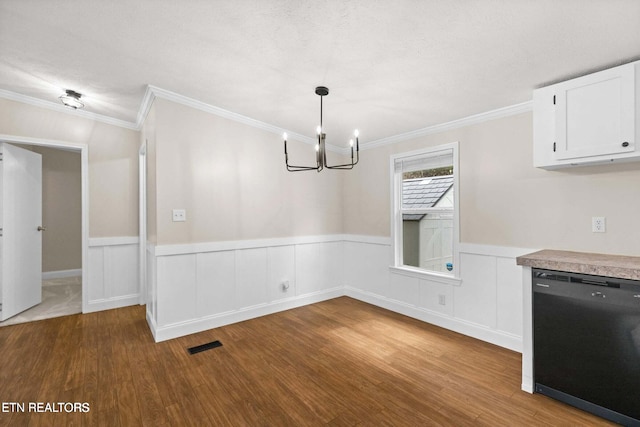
[0, 297, 615, 426]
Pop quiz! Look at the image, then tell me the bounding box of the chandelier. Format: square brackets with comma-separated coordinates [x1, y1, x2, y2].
[283, 86, 359, 172]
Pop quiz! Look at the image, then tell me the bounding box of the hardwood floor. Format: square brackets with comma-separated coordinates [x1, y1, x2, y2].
[0, 297, 615, 426]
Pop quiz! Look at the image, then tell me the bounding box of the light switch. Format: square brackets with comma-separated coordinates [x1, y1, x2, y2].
[172, 209, 186, 222]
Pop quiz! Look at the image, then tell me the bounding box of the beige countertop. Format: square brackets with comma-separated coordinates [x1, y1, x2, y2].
[516, 249, 640, 281]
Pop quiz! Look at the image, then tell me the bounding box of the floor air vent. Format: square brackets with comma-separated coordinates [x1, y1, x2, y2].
[187, 340, 223, 355]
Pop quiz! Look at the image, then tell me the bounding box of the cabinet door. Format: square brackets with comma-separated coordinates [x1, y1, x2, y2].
[554, 64, 635, 160]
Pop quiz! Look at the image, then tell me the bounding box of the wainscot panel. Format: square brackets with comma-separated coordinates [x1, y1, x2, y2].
[144, 234, 532, 350]
[148, 235, 345, 342]
[86, 237, 140, 313]
[196, 250, 236, 317]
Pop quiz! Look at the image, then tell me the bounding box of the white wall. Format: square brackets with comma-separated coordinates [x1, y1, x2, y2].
[151, 98, 345, 245]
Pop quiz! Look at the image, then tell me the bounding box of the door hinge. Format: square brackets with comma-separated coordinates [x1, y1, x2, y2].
[0, 228, 3, 237]
[553, 95, 556, 105]
[553, 142, 556, 152]
[0, 152, 3, 161]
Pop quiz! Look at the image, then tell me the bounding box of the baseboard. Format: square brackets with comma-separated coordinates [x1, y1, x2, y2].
[522, 379, 534, 394]
[150, 285, 522, 352]
[84, 294, 140, 314]
[149, 287, 344, 342]
[42, 269, 82, 280]
[344, 286, 522, 352]
[146, 309, 159, 342]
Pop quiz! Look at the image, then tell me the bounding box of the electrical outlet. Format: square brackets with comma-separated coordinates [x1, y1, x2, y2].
[592, 216, 606, 233]
[172, 209, 186, 222]
[438, 294, 446, 306]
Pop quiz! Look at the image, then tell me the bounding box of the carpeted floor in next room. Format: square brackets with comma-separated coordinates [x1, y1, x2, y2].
[0, 275, 81, 327]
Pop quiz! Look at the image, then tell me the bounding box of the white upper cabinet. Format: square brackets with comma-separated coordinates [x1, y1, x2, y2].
[533, 61, 638, 169]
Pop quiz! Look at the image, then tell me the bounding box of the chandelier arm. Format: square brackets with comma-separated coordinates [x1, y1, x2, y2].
[324, 159, 356, 168]
[284, 136, 322, 171]
[322, 136, 359, 169]
[286, 158, 321, 171]
[286, 154, 321, 171]
[325, 156, 359, 169]
[326, 152, 359, 168]
[326, 163, 355, 169]
[325, 165, 354, 170]
[287, 165, 321, 171]
[326, 156, 360, 169]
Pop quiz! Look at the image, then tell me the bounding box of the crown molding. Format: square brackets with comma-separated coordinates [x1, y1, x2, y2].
[2, 85, 533, 153]
[135, 85, 156, 129]
[360, 100, 533, 151]
[0, 88, 139, 130]
[145, 85, 347, 152]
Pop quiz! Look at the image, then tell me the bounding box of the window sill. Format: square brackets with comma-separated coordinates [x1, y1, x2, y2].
[389, 266, 463, 286]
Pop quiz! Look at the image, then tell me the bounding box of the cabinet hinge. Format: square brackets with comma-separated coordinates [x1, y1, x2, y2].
[553, 95, 556, 105]
[0, 152, 3, 161]
[553, 142, 556, 152]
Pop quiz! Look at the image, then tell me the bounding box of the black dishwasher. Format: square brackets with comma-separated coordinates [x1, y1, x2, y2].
[533, 268, 640, 426]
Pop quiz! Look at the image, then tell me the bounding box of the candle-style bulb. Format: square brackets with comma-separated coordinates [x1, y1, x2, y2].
[349, 139, 354, 147]
[283, 132, 287, 141]
[354, 129, 359, 138]
[316, 125, 322, 135]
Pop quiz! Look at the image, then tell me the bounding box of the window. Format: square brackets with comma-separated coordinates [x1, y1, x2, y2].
[390, 142, 459, 280]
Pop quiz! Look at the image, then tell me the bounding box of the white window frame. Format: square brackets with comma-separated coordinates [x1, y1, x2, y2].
[389, 141, 461, 285]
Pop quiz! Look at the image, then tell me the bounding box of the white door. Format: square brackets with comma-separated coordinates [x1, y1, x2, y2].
[0, 143, 43, 321]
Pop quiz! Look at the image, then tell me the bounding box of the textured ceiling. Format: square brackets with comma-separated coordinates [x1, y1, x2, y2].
[1, 0, 639, 146]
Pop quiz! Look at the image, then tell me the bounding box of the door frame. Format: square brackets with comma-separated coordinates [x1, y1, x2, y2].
[138, 140, 147, 305]
[0, 134, 89, 313]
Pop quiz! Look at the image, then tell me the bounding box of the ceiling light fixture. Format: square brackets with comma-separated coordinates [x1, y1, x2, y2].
[59, 89, 84, 109]
[283, 86, 359, 172]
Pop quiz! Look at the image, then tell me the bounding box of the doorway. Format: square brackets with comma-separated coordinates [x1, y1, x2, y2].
[0, 134, 88, 325]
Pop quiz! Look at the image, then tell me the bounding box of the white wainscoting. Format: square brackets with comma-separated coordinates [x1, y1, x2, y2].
[146, 243, 157, 328]
[147, 234, 533, 350]
[86, 236, 140, 313]
[147, 236, 345, 342]
[343, 237, 535, 352]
